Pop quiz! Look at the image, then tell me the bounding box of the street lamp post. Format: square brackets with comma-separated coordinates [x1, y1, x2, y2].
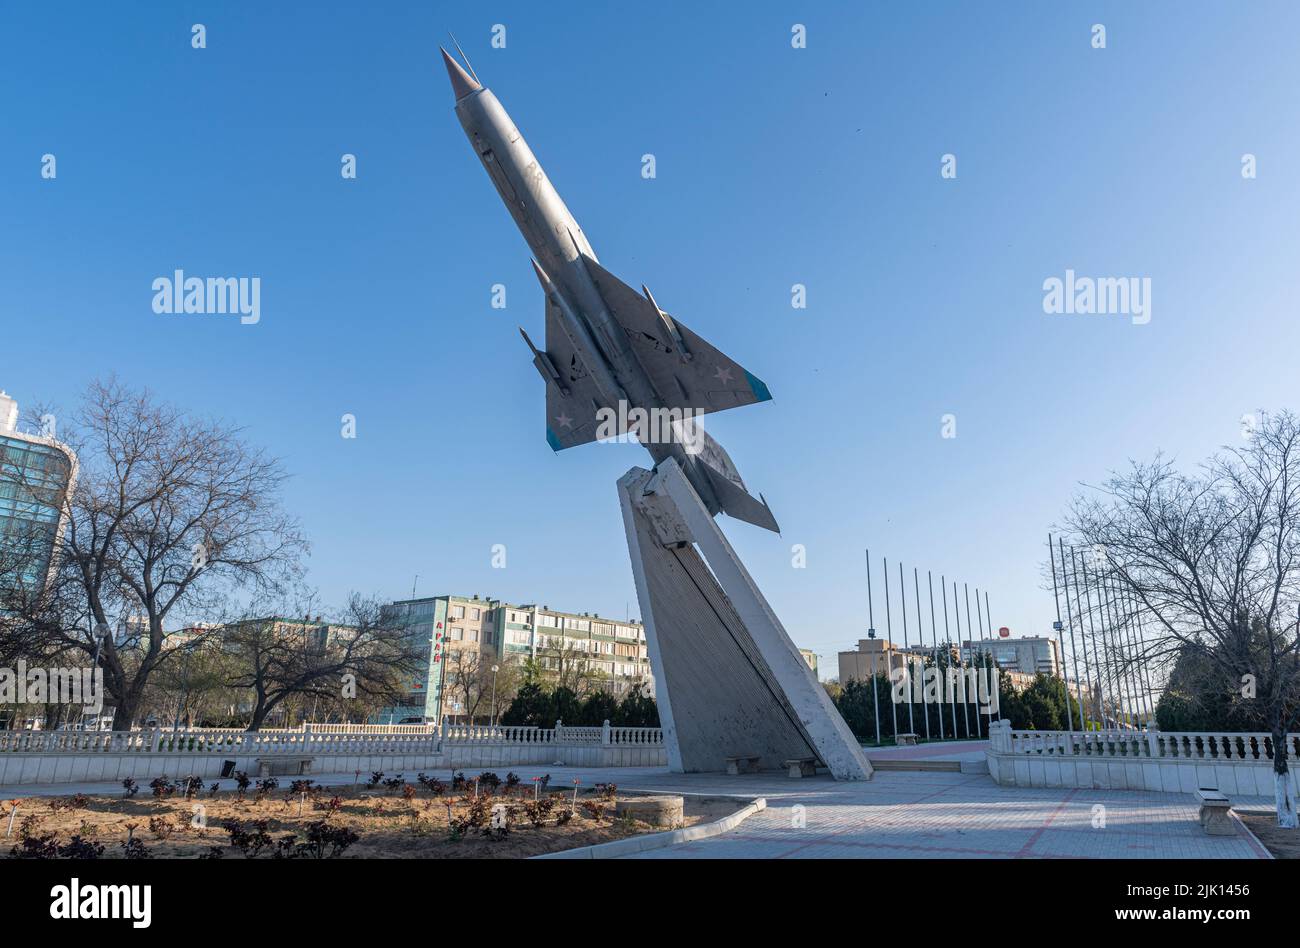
[490, 664, 500, 726]
[86, 622, 107, 731]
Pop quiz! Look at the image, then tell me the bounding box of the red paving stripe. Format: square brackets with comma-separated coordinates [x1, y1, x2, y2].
[768, 778, 984, 859]
[1014, 787, 1078, 858]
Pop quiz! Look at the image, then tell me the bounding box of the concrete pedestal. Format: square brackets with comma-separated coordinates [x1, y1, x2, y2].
[618, 461, 872, 781]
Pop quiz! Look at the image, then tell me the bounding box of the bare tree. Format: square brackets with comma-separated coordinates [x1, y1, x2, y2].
[0, 379, 307, 729]
[1065, 410, 1300, 827]
[223, 595, 423, 730]
[536, 640, 607, 696]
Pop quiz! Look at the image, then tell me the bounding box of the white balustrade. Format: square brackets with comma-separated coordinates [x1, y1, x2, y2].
[0, 720, 663, 757]
[999, 728, 1297, 762]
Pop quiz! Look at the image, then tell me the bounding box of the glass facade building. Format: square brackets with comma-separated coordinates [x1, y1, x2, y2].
[0, 427, 75, 594]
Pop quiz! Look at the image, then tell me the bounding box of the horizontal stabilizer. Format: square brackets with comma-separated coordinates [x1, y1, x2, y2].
[693, 429, 780, 533]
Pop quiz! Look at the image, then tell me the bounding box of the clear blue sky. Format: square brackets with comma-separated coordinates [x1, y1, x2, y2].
[4, 2, 1299, 677]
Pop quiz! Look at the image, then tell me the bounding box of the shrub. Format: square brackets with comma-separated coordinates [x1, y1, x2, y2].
[523, 795, 556, 828]
[122, 778, 139, 798]
[10, 833, 59, 859]
[222, 818, 274, 858]
[148, 815, 176, 840]
[59, 836, 105, 859]
[297, 821, 359, 859]
[121, 837, 152, 859]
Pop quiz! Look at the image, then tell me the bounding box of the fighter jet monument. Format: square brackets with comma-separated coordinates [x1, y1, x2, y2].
[441, 47, 871, 780]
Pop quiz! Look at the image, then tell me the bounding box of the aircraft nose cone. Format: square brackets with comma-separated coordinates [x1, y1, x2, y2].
[440, 47, 481, 101]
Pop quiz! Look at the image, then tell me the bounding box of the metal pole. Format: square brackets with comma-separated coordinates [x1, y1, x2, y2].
[1047, 534, 1075, 734]
[964, 583, 982, 738]
[1125, 585, 1157, 726]
[1074, 550, 1111, 729]
[899, 562, 915, 736]
[1101, 572, 1137, 731]
[953, 580, 971, 737]
[1115, 585, 1141, 725]
[928, 570, 945, 740]
[982, 589, 1001, 721]
[1095, 569, 1124, 729]
[942, 576, 963, 738]
[1067, 547, 1100, 728]
[1060, 538, 1087, 728]
[883, 556, 899, 741]
[1084, 556, 1122, 731]
[914, 567, 930, 741]
[1134, 586, 1158, 725]
[865, 549, 881, 747]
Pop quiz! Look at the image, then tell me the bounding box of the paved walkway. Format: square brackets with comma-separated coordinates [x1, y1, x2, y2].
[0, 762, 1272, 859]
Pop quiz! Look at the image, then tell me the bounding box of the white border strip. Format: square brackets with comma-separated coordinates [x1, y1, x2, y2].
[533, 797, 767, 860]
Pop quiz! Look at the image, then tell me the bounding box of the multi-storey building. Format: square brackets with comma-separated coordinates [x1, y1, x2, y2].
[0, 390, 77, 596]
[961, 635, 1061, 677]
[379, 595, 501, 724]
[513, 604, 652, 694]
[838, 637, 908, 683]
[378, 595, 652, 725]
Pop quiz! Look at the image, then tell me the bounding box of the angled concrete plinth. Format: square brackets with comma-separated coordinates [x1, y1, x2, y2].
[618, 461, 872, 780]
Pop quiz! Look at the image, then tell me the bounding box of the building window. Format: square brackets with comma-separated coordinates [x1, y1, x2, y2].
[451, 627, 464, 641]
[451, 605, 465, 619]
[471, 608, 480, 620]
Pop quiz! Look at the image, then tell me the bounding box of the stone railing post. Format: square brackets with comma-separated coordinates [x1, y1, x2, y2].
[1146, 727, 1160, 758]
[987, 719, 1011, 753]
[602, 719, 612, 746]
[555, 719, 563, 743]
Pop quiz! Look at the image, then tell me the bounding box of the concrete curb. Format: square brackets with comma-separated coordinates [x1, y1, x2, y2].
[533, 796, 766, 859]
[1229, 807, 1276, 860]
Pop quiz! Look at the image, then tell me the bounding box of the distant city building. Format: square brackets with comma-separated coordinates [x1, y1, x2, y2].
[0, 390, 77, 595]
[379, 594, 652, 725]
[960, 635, 1061, 677]
[838, 637, 907, 683]
[839, 632, 1062, 684]
[798, 648, 819, 676]
[519, 604, 652, 694]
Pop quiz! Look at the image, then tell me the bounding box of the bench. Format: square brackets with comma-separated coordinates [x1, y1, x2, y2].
[256, 756, 314, 777]
[725, 755, 761, 775]
[784, 757, 818, 778]
[1194, 787, 1234, 836]
[894, 733, 919, 747]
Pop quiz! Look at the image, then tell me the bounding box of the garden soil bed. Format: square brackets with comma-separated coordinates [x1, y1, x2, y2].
[0, 778, 743, 859]
[1237, 810, 1300, 858]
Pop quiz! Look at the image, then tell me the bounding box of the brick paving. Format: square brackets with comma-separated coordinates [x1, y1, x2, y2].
[0, 760, 1272, 858]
